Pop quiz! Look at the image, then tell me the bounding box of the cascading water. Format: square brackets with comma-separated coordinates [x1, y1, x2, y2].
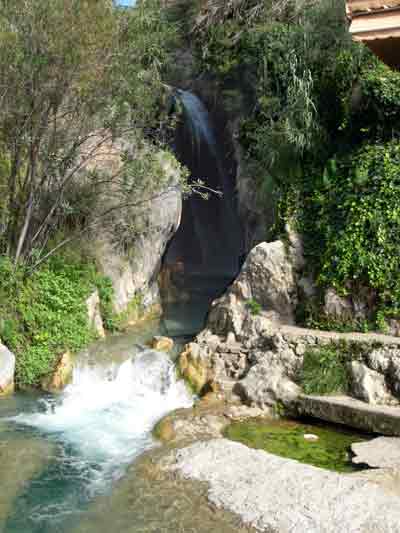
[1, 347, 192, 532]
[161, 90, 244, 335]
[165, 90, 244, 279]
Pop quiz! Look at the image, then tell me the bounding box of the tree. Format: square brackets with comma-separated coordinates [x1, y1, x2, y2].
[0, 0, 183, 269]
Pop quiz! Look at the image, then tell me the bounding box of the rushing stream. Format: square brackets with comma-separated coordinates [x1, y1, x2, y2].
[0, 91, 249, 533]
[0, 330, 192, 533]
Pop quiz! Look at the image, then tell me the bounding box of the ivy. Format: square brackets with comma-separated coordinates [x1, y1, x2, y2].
[301, 141, 400, 323]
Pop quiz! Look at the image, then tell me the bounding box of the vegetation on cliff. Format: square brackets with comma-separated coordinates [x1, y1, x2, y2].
[187, 0, 400, 331]
[0, 0, 184, 387]
[3, 0, 400, 385]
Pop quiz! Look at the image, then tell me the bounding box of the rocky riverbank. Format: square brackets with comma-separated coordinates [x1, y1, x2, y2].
[159, 234, 400, 531]
[179, 238, 400, 420]
[162, 438, 400, 533]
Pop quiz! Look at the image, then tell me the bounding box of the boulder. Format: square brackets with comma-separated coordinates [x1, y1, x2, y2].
[151, 336, 174, 353]
[208, 240, 299, 337]
[235, 363, 300, 408]
[350, 361, 396, 405]
[179, 343, 210, 395]
[86, 289, 105, 338]
[324, 288, 353, 322]
[41, 351, 73, 393]
[0, 342, 15, 396]
[352, 437, 400, 468]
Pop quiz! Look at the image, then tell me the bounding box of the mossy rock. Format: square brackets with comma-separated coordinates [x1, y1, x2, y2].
[153, 417, 176, 443]
[179, 345, 209, 395]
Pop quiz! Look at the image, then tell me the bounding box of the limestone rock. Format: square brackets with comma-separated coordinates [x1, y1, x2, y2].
[93, 150, 182, 316]
[286, 224, 306, 271]
[41, 352, 73, 393]
[0, 342, 15, 396]
[323, 287, 374, 324]
[389, 319, 400, 337]
[168, 439, 400, 533]
[352, 437, 400, 469]
[208, 240, 299, 337]
[324, 288, 353, 322]
[86, 290, 105, 338]
[297, 394, 400, 436]
[350, 361, 395, 405]
[235, 364, 300, 408]
[151, 336, 174, 353]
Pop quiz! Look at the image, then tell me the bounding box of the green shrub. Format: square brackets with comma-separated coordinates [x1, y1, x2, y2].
[0, 253, 113, 387]
[356, 60, 400, 139]
[302, 141, 400, 323]
[246, 299, 262, 316]
[300, 345, 349, 395]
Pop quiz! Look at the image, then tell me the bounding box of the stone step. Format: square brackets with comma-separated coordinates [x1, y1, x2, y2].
[296, 394, 400, 436]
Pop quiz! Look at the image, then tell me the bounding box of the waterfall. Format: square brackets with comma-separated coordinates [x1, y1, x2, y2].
[14, 349, 191, 464]
[6, 348, 192, 530]
[165, 90, 244, 279]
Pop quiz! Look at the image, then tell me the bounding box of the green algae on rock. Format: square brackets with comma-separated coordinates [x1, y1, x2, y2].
[224, 418, 372, 473]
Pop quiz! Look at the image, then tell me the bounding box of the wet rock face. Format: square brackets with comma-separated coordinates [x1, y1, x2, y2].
[95, 183, 182, 316]
[0, 342, 15, 396]
[41, 352, 73, 393]
[151, 336, 174, 353]
[92, 149, 183, 317]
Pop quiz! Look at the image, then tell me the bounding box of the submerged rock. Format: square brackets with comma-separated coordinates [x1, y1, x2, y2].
[0, 434, 54, 528]
[0, 342, 15, 396]
[41, 351, 73, 393]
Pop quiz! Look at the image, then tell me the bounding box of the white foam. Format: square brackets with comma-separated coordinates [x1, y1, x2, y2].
[14, 349, 192, 469]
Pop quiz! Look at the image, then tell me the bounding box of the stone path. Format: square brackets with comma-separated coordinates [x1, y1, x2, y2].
[297, 394, 400, 435]
[278, 323, 400, 346]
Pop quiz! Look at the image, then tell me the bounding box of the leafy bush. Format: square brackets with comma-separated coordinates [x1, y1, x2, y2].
[0, 253, 113, 387]
[356, 60, 400, 139]
[302, 141, 400, 322]
[246, 299, 262, 316]
[300, 345, 350, 395]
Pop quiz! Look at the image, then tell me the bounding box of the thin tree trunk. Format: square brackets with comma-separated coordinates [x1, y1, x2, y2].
[14, 191, 34, 266]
